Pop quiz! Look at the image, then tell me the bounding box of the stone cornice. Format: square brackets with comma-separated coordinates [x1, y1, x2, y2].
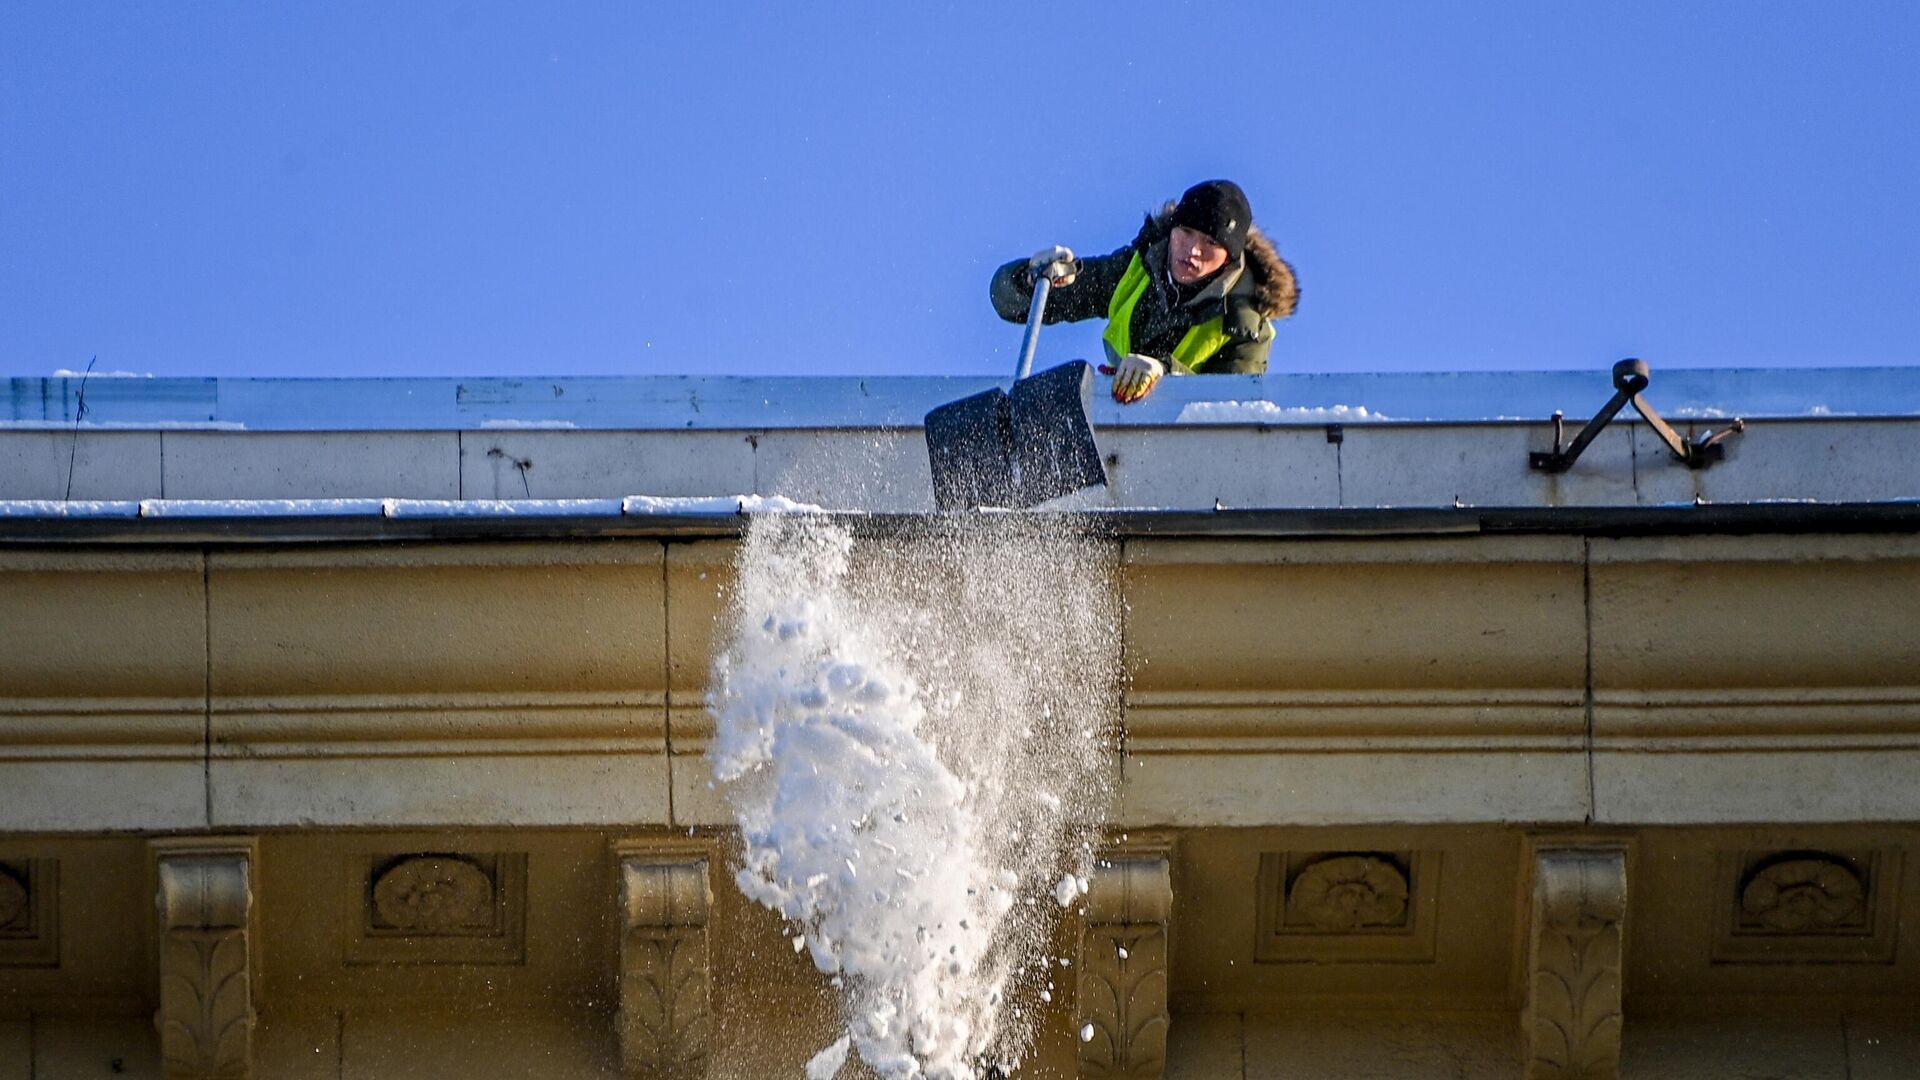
[0, 549, 204, 572]
[211, 691, 667, 745]
[1595, 687, 1920, 746]
[0, 699, 205, 756]
[1590, 532, 1920, 563]
[208, 542, 663, 570]
[1126, 688, 1585, 751]
[1123, 534, 1585, 566]
[6, 531, 1919, 828]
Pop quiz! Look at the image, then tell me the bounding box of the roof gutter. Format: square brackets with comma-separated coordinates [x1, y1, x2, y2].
[3, 501, 1920, 545]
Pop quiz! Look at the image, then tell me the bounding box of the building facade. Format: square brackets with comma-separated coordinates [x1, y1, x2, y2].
[3, 370, 1918, 1077]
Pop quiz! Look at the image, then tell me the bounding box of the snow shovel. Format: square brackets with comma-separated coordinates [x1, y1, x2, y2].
[925, 268, 1107, 511]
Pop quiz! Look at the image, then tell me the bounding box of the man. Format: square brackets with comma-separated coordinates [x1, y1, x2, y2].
[990, 179, 1298, 404]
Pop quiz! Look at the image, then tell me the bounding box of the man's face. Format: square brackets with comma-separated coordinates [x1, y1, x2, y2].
[1168, 225, 1230, 285]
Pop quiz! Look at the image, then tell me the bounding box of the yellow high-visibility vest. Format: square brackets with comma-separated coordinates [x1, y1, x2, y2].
[1102, 252, 1232, 373]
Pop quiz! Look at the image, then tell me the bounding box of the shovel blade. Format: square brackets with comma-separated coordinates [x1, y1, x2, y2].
[1008, 360, 1106, 508]
[926, 385, 1015, 511]
[925, 361, 1107, 511]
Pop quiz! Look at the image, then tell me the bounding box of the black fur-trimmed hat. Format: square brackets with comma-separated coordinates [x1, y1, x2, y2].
[1170, 179, 1252, 261]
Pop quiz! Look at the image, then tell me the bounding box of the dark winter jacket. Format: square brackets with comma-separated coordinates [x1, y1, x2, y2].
[990, 202, 1298, 373]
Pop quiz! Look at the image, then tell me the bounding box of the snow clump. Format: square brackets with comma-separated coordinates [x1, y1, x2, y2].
[709, 512, 1121, 1079]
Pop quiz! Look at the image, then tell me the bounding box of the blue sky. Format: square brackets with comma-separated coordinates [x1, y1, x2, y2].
[4, 2, 1918, 378]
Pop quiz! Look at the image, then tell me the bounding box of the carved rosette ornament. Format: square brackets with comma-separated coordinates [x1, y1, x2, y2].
[1525, 847, 1626, 1080]
[1287, 855, 1409, 931]
[1077, 851, 1172, 1080]
[0, 867, 25, 930]
[0, 860, 59, 968]
[617, 852, 712, 1080]
[1740, 857, 1866, 932]
[372, 855, 495, 932]
[154, 843, 255, 1080]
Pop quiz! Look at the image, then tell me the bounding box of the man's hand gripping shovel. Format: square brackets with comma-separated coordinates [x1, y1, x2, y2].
[924, 252, 1108, 511]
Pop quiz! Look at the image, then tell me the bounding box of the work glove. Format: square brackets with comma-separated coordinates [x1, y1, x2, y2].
[1027, 245, 1078, 288]
[1108, 353, 1164, 405]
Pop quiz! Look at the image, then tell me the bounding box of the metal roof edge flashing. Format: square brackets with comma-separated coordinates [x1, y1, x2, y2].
[4, 499, 1919, 545]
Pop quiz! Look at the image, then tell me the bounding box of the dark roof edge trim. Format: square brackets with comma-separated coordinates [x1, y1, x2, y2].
[4, 502, 1920, 545]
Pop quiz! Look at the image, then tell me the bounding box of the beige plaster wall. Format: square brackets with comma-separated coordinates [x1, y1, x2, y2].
[1590, 535, 1920, 824]
[1170, 1011, 1920, 1079]
[1119, 536, 1591, 827]
[0, 551, 207, 831]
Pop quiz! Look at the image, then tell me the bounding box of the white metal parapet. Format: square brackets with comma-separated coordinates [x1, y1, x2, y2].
[8, 368, 1920, 430]
[3, 369, 1918, 512]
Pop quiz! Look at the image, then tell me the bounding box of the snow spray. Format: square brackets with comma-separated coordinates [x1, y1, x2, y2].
[708, 512, 1122, 1079]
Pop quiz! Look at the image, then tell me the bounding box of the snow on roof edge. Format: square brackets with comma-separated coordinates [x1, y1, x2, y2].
[7, 369, 1918, 431]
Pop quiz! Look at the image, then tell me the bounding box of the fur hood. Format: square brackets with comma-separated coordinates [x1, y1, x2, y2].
[1136, 201, 1299, 322]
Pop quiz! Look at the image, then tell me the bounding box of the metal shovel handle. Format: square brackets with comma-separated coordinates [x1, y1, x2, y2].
[1014, 268, 1057, 381]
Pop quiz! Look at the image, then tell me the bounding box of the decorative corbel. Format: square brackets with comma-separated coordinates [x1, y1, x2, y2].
[615, 841, 713, 1080]
[152, 837, 257, 1080]
[1525, 846, 1627, 1080]
[1076, 841, 1172, 1080]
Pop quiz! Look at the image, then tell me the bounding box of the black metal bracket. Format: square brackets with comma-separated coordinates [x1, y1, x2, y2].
[1530, 359, 1746, 474]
